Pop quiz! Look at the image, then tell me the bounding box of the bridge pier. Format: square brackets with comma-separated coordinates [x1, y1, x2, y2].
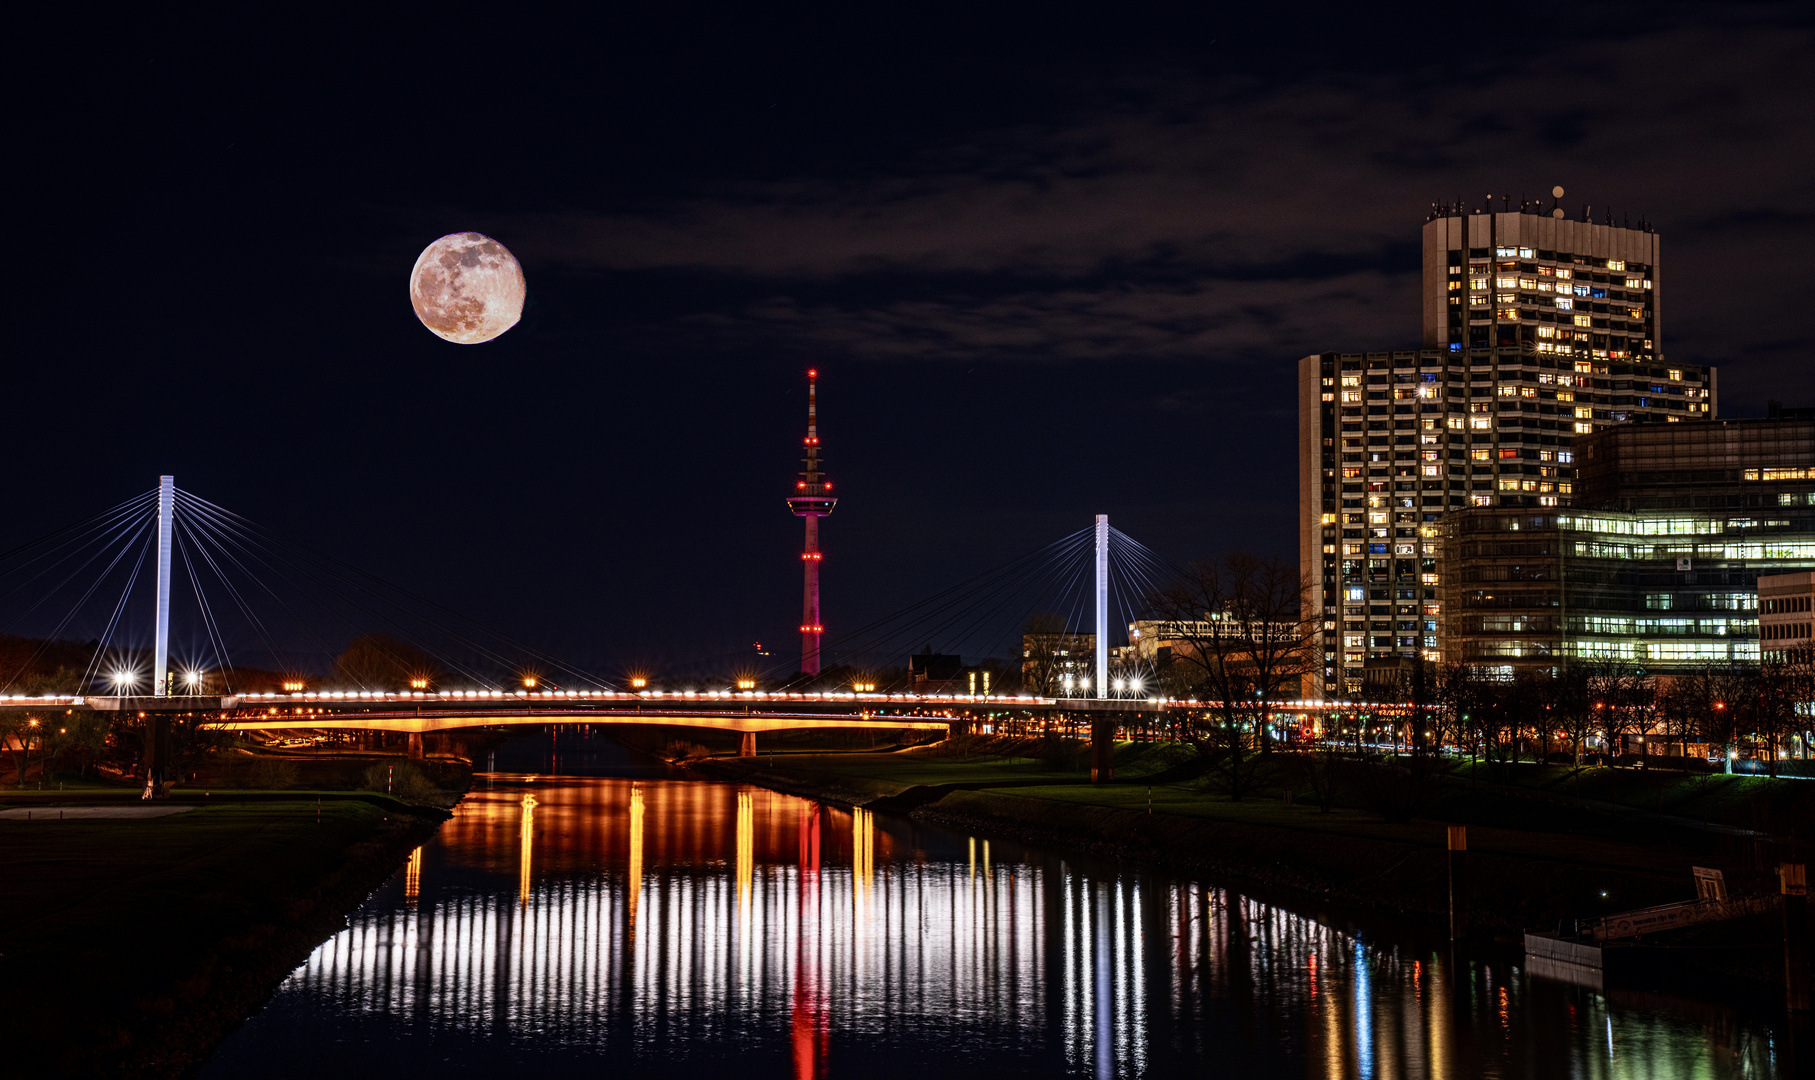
[1090, 714, 1115, 784]
[408, 732, 424, 760]
[141, 713, 172, 800]
[739, 732, 757, 758]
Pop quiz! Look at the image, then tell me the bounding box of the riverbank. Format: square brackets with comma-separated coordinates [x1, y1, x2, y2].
[701, 743, 1793, 966]
[0, 784, 456, 1078]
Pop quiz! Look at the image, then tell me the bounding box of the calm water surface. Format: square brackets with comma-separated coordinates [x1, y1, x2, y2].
[201, 773, 1787, 1077]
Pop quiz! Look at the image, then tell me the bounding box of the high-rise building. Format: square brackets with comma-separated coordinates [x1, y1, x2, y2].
[787, 370, 836, 675]
[1299, 195, 1717, 699]
[1422, 191, 1662, 361]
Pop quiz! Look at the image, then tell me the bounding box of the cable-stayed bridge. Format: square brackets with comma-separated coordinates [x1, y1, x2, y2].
[0, 477, 1333, 794]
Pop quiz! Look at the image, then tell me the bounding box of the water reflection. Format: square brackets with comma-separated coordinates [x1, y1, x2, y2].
[202, 776, 1787, 1078]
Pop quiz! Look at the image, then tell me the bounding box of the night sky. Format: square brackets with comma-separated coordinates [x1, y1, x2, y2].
[10, 4, 1813, 678]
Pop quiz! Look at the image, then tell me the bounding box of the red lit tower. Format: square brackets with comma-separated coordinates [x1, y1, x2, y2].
[787, 369, 836, 675]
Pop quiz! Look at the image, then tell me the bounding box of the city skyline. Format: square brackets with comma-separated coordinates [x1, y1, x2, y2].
[8, 5, 1811, 672]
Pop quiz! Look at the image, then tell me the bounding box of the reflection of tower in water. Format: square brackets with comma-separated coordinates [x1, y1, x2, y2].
[793, 800, 828, 1080]
[404, 846, 423, 905]
[518, 792, 537, 908]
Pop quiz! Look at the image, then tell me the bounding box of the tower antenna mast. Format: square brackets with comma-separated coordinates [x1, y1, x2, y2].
[786, 370, 837, 676]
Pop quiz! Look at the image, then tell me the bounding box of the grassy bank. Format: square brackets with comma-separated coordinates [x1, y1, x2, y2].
[0, 784, 454, 1077]
[704, 740, 1800, 954]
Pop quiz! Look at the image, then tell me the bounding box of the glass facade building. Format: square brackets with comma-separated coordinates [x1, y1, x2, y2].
[1441, 417, 1815, 675]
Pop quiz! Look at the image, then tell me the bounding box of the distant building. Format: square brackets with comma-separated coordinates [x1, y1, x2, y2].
[1020, 632, 1094, 696]
[1441, 415, 1815, 674]
[908, 652, 964, 694]
[1760, 572, 1815, 666]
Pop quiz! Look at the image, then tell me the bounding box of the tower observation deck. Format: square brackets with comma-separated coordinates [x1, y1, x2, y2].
[786, 370, 836, 675]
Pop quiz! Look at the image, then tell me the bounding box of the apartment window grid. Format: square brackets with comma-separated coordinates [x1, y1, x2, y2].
[1447, 246, 1665, 367]
[1310, 346, 1715, 695]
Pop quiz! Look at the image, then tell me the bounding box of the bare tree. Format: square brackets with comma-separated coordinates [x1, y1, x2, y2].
[1020, 612, 1089, 697]
[1144, 553, 1314, 801]
[334, 633, 439, 691]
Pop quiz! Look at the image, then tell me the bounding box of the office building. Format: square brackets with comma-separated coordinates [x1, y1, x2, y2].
[1441, 416, 1815, 674]
[1760, 572, 1815, 666]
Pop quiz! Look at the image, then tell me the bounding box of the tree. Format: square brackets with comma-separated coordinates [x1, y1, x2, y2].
[1020, 612, 1089, 697]
[1552, 659, 1597, 771]
[1144, 553, 1314, 800]
[0, 713, 43, 787]
[1662, 663, 1755, 773]
[334, 634, 438, 691]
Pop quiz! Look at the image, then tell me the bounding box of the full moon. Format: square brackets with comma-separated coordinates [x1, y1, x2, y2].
[408, 232, 527, 344]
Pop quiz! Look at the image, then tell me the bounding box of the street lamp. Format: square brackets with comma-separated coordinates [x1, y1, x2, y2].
[111, 670, 135, 693]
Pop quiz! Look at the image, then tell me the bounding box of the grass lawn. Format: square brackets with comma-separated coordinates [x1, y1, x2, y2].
[0, 792, 440, 1077]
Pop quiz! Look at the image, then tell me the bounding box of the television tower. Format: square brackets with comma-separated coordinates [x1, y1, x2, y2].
[786, 369, 836, 675]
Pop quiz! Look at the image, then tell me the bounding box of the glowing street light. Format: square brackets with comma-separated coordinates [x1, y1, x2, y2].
[111, 670, 136, 692]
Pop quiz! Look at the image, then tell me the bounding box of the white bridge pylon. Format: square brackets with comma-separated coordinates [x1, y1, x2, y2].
[153, 475, 174, 697]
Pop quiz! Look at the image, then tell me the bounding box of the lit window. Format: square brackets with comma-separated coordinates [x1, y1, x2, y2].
[1420, 449, 1439, 461]
[1558, 482, 1573, 494]
[1496, 307, 1519, 319]
[1497, 384, 1519, 397]
[1322, 392, 1335, 401]
[1471, 494, 1492, 506]
[1573, 284, 1591, 297]
[1556, 298, 1573, 311]
[1556, 268, 1573, 280]
[1421, 464, 1439, 477]
[1574, 422, 1593, 434]
[1667, 369, 1682, 381]
[1496, 276, 1518, 289]
[1498, 479, 1519, 491]
[1556, 390, 1574, 402]
[1495, 247, 1517, 257]
[1469, 277, 1488, 290]
[1447, 280, 1461, 291]
[1574, 315, 1593, 327]
[1537, 326, 1556, 339]
[1497, 448, 1519, 459]
[1518, 277, 1535, 289]
[1446, 416, 1464, 430]
[1557, 451, 1573, 463]
[1469, 449, 1490, 461]
[1539, 496, 1558, 506]
[1341, 390, 1362, 402]
[1342, 375, 1361, 386]
[1559, 374, 1575, 386]
[1470, 417, 1492, 430]
[1520, 386, 1536, 398]
[1625, 277, 1642, 288]
[1342, 466, 1362, 477]
[1574, 406, 1593, 418]
[1539, 450, 1556, 462]
[1607, 260, 1625, 271]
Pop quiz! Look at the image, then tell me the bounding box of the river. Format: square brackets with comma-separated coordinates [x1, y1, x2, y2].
[199, 766, 1787, 1077]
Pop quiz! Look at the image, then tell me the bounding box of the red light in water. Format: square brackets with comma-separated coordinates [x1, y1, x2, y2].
[824, 482, 831, 489]
[808, 369, 817, 377]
